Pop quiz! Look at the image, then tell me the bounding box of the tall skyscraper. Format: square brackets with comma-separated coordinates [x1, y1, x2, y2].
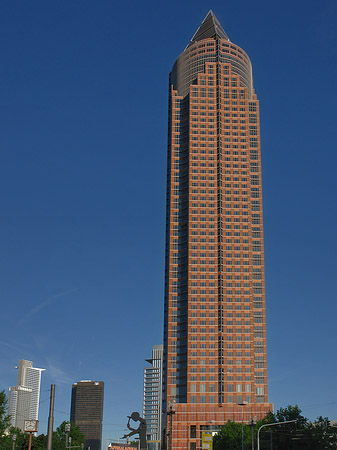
[70, 380, 104, 450]
[8, 359, 45, 431]
[143, 345, 163, 450]
[163, 11, 272, 449]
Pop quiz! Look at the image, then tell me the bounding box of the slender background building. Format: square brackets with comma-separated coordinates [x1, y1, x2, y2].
[143, 345, 163, 450]
[163, 11, 272, 450]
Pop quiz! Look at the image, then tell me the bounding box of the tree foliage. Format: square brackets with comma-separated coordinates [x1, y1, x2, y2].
[214, 405, 337, 450]
[256, 405, 337, 450]
[213, 421, 252, 450]
[0, 416, 85, 450]
[54, 420, 86, 449]
[0, 390, 11, 435]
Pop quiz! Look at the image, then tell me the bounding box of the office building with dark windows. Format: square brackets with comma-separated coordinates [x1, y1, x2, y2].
[163, 11, 272, 450]
[70, 380, 104, 450]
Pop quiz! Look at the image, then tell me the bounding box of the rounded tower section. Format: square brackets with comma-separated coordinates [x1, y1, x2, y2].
[170, 12, 253, 99]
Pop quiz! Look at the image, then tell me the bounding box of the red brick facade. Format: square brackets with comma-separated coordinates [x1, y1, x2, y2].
[163, 11, 272, 450]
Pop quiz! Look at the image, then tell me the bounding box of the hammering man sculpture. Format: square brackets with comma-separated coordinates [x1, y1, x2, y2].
[122, 412, 147, 450]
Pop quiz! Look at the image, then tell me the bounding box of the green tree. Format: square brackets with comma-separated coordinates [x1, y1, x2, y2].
[52, 421, 85, 450]
[31, 433, 48, 450]
[213, 421, 251, 450]
[256, 405, 305, 450]
[303, 416, 337, 450]
[0, 415, 85, 450]
[257, 405, 337, 450]
[214, 406, 337, 450]
[275, 404, 307, 423]
[0, 390, 11, 435]
[0, 427, 28, 450]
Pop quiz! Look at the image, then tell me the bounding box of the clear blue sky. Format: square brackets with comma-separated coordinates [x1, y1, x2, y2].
[1, 0, 337, 441]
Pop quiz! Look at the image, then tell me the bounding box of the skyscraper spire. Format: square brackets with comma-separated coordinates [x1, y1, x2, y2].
[188, 10, 229, 47]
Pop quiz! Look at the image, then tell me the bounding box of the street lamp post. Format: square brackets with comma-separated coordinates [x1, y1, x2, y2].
[257, 420, 297, 450]
[65, 422, 71, 449]
[12, 434, 16, 450]
[167, 401, 176, 450]
[237, 402, 248, 450]
[248, 418, 256, 450]
[186, 424, 189, 450]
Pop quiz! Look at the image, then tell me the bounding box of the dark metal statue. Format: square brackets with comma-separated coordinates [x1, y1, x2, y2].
[122, 412, 147, 450]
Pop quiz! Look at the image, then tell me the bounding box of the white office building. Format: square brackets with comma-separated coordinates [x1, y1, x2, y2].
[143, 345, 163, 450]
[8, 360, 45, 431]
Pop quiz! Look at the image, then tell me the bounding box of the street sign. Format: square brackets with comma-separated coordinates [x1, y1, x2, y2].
[202, 431, 213, 450]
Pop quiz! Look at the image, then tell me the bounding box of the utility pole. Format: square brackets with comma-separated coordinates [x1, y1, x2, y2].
[249, 417, 257, 450]
[46, 384, 56, 450]
[65, 422, 71, 449]
[12, 434, 16, 450]
[167, 402, 175, 450]
[237, 401, 248, 450]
